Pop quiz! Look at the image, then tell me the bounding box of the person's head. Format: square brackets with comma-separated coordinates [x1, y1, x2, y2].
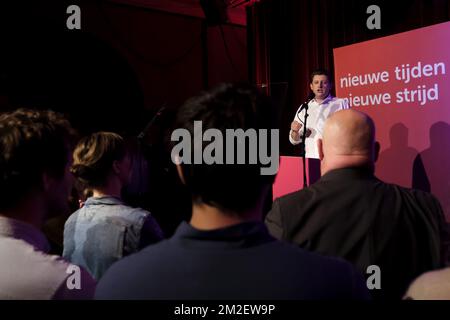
[0, 108, 76, 222]
[430, 121, 450, 149]
[71, 132, 132, 192]
[318, 109, 380, 176]
[172, 83, 276, 218]
[390, 123, 408, 147]
[310, 69, 332, 101]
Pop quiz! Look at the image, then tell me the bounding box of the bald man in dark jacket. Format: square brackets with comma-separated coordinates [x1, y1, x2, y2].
[266, 109, 449, 300]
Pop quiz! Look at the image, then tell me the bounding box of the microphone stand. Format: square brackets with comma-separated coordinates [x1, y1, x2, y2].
[297, 99, 311, 188]
[138, 105, 166, 142]
[129, 105, 166, 206]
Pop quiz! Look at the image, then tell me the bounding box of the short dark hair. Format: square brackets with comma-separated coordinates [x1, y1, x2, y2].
[310, 69, 332, 83]
[172, 83, 276, 215]
[71, 132, 128, 188]
[0, 108, 76, 211]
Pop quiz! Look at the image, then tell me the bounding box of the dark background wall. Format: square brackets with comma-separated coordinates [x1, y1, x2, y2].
[0, 0, 248, 236]
[0, 0, 248, 135]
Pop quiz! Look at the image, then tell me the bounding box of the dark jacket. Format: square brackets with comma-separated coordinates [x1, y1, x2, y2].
[96, 221, 369, 300]
[265, 167, 448, 299]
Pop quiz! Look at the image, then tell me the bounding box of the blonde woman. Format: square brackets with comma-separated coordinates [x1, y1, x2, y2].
[63, 132, 163, 280]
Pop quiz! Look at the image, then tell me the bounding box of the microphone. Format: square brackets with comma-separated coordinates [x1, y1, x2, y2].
[296, 92, 315, 121]
[138, 105, 166, 141]
[299, 92, 315, 112]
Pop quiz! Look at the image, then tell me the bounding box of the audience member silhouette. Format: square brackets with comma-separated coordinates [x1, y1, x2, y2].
[266, 109, 448, 299]
[376, 123, 418, 188]
[95, 83, 369, 300]
[413, 122, 450, 223]
[0, 109, 96, 299]
[63, 132, 163, 280]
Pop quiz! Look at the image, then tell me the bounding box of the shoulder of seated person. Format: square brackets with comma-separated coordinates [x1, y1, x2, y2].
[129, 207, 153, 218]
[406, 268, 450, 300]
[278, 186, 315, 203]
[401, 185, 441, 205]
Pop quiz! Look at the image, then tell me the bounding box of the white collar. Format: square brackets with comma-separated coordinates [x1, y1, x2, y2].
[313, 94, 333, 105]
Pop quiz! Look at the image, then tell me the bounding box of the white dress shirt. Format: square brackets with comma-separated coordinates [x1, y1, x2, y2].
[0, 216, 96, 299]
[289, 95, 349, 159]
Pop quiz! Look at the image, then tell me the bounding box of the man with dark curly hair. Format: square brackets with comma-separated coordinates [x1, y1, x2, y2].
[0, 108, 96, 299]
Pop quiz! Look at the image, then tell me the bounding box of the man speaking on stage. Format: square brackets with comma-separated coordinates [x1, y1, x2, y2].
[290, 69, 349, 182]
[290, 69, 349, 157]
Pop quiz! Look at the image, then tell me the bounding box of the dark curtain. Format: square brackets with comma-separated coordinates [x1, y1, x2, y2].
[247, 0, 450, 155]
[247, 3, 270, 95]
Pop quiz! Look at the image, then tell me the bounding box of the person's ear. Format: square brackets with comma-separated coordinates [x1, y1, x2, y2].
[374, 141, 381, 163]
[112, 160, 121, 175]
[176, 163, 186, 185]
[42, 172, 51, 192]
[318, 139, 324, 161]
[310, 82, 314, 92]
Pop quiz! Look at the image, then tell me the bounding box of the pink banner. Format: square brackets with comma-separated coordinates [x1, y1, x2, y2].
[334, 22, 450, 220]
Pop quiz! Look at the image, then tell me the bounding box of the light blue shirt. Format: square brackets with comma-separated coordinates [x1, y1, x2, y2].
[63, 196, 163, 280]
